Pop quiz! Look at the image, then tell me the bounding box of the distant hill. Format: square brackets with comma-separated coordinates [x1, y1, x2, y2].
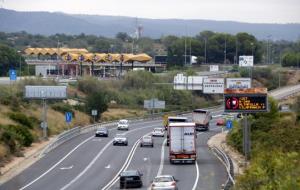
[0, 8, 299, 41]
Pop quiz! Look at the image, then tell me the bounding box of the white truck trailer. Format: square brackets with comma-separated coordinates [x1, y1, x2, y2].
[169, 122, 196, 164]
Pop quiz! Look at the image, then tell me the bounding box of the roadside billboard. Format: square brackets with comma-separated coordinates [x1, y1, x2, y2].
[203, 78, 224, 94]
[187, 76, 204, 90]
[224, 88, 268, 113]
[239, 56, 253, 67]
[173, 73, 187, 90]
[226, 78, 251, 89]
[25, 86, 67, 99]
[209, 65, 219, 72]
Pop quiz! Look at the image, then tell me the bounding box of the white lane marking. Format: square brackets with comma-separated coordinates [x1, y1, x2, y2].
[61, 127, 154, 190]
[192, 161, 200, 190]
[157, 139, 167, 176]
[92, 139, 102, 142]
[101, 132, 151, 190]
[19, 120, 162, 190]
[105, 165, 111, 169]
[19, 136, 93, 190]
[60, 165, 73, 170]
[144, 158, 148, 161]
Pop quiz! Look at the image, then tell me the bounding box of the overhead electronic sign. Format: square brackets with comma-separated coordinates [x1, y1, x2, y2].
[224, 88, 268, 113]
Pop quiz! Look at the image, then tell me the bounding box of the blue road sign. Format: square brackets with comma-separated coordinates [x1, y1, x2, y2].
[65, 112, 72, 123]
[9, 69, 17, 81]
[226, 120, 233, 129]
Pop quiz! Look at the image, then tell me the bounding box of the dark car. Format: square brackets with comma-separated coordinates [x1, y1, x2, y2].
[119, 170, 143, 189]
[95, 127, 109, 137]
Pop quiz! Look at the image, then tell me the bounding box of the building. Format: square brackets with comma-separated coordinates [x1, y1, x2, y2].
[24, 48, 165, 78]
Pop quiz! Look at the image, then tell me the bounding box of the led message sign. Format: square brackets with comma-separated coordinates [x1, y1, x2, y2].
[224, 88, 268, 113]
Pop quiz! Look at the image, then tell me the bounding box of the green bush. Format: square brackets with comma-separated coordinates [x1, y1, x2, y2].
[51, 103, 75, 118]
[8, 112, 35, 129]
[85, 91, 109, 120]
[0, 124, 34, 150]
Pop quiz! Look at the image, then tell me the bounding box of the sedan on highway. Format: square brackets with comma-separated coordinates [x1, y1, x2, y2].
[216, 118, 225, 126]
[95, 127, 109, 137]
[151, 175, 178, 190]
[113, 134, 128, 146]
[117, 119, 129, 130]
[119, 170, 143, 188]
[140, 135, 154, 147]
[152, 128, 165, 137]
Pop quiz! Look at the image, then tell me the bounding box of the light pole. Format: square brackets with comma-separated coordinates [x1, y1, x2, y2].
[235, 38, 238, 64]
[204, 38, 207, 64]
[224, 36, 227, 64]
[17, 50, 22, 78]
[250, 43, 254, 56]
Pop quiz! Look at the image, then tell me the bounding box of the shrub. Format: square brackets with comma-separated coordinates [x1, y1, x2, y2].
[51, 103, 75, 118]
[8, 112, 34, 129]
[85, 91, 109, 120]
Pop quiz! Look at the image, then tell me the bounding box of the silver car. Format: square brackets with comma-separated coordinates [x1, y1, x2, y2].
[151, 175, 178, 190]
[140, 135, 154, 147]
[113, 134, 128, 146]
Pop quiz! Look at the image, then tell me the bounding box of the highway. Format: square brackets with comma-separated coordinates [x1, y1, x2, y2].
[1, 110, 226, 190]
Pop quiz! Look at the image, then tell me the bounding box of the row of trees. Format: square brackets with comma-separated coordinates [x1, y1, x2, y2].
[0, 31, 299, 73]
[163, 31, 262, 66]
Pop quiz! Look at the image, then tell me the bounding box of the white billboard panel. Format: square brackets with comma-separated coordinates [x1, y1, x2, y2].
[187, 76, 204, 90]
[209, 65, 219, 72]
[144, 99, 165, 109]
[203, 78, 224, 94]
[226, 78, 251, 89]
[174, 73, 187, 90]
[25, 86, 67, 99]
[239, 56, 254, 67]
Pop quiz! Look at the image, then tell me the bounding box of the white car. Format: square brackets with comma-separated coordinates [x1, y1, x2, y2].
[152, 128, 165, 137]
[151, 175, 178, 190]
[117, 119, 129, 130]
[113, 134, 128, 146]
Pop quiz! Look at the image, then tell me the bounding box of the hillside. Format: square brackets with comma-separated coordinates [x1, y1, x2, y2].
[0, 8, 300, 41]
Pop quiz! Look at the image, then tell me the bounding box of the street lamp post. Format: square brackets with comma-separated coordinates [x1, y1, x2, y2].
[224, 37, 227, 64]
[204, 38, 207, 64]
[17, 50, 22, 78]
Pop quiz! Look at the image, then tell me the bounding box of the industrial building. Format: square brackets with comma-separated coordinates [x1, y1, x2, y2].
[24, 48, 165, 78]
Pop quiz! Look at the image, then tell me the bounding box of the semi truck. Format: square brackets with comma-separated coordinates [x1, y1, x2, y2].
[166, 116, 188, 146]
[192, 109, 211, 131]
[169, 122, 197, 164]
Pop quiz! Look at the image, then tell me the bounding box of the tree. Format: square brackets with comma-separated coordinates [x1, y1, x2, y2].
[85, 92, 109, 121]
[0, 44, 24, 76]
[116, 32, 132, 42]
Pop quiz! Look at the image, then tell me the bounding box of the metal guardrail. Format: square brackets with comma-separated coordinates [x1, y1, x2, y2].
[269, 84, 300, 100]
[211, 146, 235, 190]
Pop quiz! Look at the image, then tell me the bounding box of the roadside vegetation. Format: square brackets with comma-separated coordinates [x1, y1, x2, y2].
[227, 97, 300, 189]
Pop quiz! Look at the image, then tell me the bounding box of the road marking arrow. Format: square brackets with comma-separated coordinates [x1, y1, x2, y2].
[60, 165, 73, 170]
[105, 164, 111, 169]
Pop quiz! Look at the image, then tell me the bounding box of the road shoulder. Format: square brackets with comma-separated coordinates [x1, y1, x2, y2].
[207, 131, 246, 176]
[0, 137, 55, 184]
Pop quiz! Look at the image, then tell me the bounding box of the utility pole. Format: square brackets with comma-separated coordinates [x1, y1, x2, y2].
[235, 38, 238, 64]
[17, 50, 22, 78]
[184, 36, 187, 66]
[189, 37, 192, 65]
[204, 38, 207, 64]
[224, 37, 227, 64]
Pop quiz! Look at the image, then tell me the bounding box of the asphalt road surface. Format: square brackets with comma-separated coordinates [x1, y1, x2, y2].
[1, 111, 227, 190]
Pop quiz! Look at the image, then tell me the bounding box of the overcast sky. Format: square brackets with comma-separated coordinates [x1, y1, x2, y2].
[3, 0, 300, 23]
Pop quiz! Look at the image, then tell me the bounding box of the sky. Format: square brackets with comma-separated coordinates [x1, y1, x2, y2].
[2, 0, 300, 23]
